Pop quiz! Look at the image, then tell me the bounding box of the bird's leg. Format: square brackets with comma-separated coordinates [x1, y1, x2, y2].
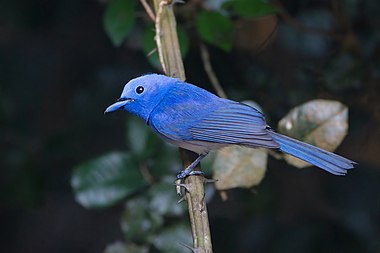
[176, 153, 208, 180]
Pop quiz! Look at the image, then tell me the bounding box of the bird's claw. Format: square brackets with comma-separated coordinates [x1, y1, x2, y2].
[176, 170, 204, 180]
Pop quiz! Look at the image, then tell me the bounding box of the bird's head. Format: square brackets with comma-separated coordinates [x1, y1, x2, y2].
[104, 74, 179, 122]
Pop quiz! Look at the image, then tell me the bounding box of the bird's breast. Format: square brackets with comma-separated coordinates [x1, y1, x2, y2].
[166, 138, 226, 155]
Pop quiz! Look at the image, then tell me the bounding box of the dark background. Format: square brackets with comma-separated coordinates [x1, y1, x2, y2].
[1, 0, 379, 252]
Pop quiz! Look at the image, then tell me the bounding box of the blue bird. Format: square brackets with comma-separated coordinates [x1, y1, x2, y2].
[105, 74, 355, 179]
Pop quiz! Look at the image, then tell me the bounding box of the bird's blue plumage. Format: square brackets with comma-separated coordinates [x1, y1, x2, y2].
[105, 74, 356, 176]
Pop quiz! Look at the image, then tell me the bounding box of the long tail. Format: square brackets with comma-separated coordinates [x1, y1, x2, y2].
[269, 132, 356, 175]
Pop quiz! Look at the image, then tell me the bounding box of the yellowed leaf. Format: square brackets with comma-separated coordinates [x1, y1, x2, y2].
[212, 146, 267, 190]
[278, 99, 349, 168]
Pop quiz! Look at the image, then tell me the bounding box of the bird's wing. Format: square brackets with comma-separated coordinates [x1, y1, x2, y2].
[188, 101, 279, 149]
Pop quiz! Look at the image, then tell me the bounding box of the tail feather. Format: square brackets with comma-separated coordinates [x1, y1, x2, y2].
[269, 132, 356, 175]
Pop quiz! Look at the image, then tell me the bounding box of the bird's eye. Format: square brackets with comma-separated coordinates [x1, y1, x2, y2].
[136, 86, 144, 94]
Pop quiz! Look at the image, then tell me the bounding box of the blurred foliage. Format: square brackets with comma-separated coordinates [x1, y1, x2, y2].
[71, 152, 146, 208]
[119, 177, 192, 251]
[101, 0, 278, 58]
[2, 0, 380, 253]
[222, 0, 278, 18]
[72, 1, 282, 250]
[72, 118, 192, 252]
[71, 117, 181, 205]
[196, 10, 234, 51]
[68, 0, 375, 252]
[103, 0, 136, 46]
[104, 241, 149, 253]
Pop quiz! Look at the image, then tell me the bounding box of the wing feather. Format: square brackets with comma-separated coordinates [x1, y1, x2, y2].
[189, 102, 279, 149]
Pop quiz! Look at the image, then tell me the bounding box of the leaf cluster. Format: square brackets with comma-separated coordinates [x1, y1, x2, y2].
[72, 117, 195, 252]
[102, 0, 278, 59]
[72, 0, 358, 251]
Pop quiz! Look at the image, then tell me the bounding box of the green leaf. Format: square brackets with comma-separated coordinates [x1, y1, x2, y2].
[148, 177, 186, 216]
[177, 25, 190, 58]
[121, 198, 163, 243]
[222, 0, 278, 18]
[152, 224, 192, 253]
[104, 241, 149, 253]
[143, 27, 160, 69]
[126, 117, 152, 156]
[125, 117, 180, 177]
[71, 152, 146, 208]
[278, 99, 349, 168]
[196, 11, 234, 51]
[149, 143, 180, 178]
[103, 0, 135, 47]
[143, 25, 189, 69]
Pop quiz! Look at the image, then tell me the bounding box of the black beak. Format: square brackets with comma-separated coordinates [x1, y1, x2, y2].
[104, 98, 133, 114]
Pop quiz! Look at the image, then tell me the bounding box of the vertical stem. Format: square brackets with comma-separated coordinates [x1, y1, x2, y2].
[150, 1, 213, 252]
[153, 0, 185, 80]
[199, 43, 227, 99]
[180, 150, 213, 252]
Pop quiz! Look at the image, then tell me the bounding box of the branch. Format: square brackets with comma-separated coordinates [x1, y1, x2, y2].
[139, 0, 156, 22]
[199, 43, 227, 99]
[179, 150, 213, 253]
[153, 0, 185, 79]
[150, 1, 213, 252]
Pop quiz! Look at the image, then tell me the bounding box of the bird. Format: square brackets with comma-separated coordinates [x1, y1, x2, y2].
[105, 74, 356, 179]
